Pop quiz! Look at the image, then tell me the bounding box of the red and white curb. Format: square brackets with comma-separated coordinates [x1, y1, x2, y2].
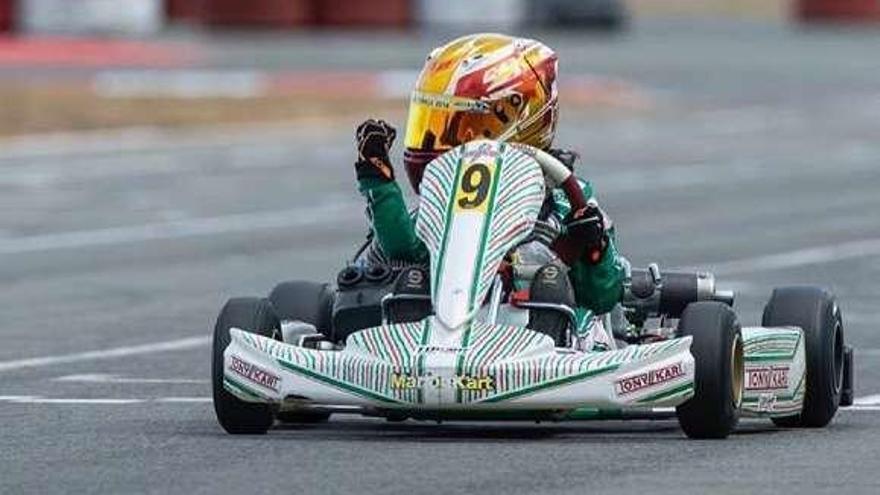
[0, 36, 199, 67]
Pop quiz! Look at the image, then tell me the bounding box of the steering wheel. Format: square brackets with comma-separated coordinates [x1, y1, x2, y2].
[505, 143, 592, 268]
[509, 143, 587, 212]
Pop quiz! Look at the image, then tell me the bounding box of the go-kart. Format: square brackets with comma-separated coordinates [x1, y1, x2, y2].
[212, 139, 854, 438]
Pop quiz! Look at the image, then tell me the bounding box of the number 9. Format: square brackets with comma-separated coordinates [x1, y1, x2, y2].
[457, 163, 492, 210]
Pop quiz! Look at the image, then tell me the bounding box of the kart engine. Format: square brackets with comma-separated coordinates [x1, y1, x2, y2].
[623, 263, 735, 324]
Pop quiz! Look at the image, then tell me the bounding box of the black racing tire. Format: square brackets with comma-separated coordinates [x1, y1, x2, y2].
[268, 280, 333, 424]
[676, 302, 744, 439]
[763, 286, 844, 428]
[212, 297, 279, 435]
[269, 280, 333, 335]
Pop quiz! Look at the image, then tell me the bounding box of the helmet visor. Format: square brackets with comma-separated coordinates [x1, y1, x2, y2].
[405, 91, 518, 151]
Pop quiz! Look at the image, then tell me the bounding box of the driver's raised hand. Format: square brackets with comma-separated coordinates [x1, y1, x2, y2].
[564, 199, 609, 264]
[355, 119, 397, 182]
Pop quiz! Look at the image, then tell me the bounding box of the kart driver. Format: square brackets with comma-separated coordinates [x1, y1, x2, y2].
[352, 33, 625, 319]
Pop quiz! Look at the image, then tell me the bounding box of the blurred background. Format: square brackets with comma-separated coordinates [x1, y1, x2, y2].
[0, 0, 879, 135]
[2, 0, 880, 335]
[2, 0, 880, 355]
[2, 3, 880, 491]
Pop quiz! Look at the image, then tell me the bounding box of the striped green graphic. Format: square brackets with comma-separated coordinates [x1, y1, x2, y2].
[415, 140, 545, 318]
[743, 327, 801, 362]
[741, 326, 806, 416]
[234, 326, 692, 407]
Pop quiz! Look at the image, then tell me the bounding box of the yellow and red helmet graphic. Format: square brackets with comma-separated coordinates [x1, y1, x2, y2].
[404, 33, 559, 190]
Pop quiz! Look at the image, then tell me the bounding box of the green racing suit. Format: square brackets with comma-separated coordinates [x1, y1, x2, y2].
[357, 175, 626, 315]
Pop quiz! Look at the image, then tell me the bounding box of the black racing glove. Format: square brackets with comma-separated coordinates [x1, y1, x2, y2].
[563, 199, 608, 264]
[355, 119, 396, 182]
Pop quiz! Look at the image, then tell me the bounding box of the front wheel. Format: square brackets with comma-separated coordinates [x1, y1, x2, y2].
[212, 297, 279, 434]
[268, 280, 333, 424]
[676, 302, 744, 439]
[763, 286, 843, 428]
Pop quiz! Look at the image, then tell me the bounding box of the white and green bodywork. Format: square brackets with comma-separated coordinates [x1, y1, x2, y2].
[740, 326, 807, 417]
[222, 140, 806, 420]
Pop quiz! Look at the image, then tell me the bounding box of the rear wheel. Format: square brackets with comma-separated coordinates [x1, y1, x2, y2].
[763, 286, 843, 428]
[676, 302, 743, 439]
[268, 280, 333, 424]
[269, 280, 333, 336]
[212, 297, 278, 435]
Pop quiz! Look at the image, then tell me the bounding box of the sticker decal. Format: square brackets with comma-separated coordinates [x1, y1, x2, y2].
[453, 161, 496, 213]
[390, 373, 495, 391]
[229, 355, 280, 392]
[757, 393, 778, 412]
[745, 365, 790, 391]
[615, 362, 686, 396]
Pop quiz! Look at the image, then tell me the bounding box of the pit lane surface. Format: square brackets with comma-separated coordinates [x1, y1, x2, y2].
[2, 21, 880, 494]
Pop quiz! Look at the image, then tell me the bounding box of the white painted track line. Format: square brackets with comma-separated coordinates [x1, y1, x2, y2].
[0, 336, 210, 373]
[0, 203, 354, 255]
[0, 396, 210, 405]
[705, 237, 880, 276]
[0, 123, 336, 161]
[0, 396, 142, 404]
[856, 349, 880, 357]
[154, 397, 212, 403]
[0, 395, 878, 411]
[54, 373, 208, 384]
[854, 394, 880, 406]
[3, 207, 878, 276]
[25, 398, 144, 405]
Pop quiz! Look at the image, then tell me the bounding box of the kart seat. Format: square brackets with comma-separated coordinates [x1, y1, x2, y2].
[527, 263, 576, 347]
[383, 266, 433, 324]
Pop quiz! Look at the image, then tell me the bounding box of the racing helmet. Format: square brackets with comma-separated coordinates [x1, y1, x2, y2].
[403, 33, 559, 191]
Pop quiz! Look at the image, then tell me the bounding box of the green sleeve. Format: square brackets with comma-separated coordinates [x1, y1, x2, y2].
[358, 175, 625, 312]
[568, 229, 626, 314]
[553, 179, 626, 314]
[358, 178, 429, 263]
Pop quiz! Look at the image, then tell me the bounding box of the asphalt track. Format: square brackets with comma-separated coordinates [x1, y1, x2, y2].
[2, 21, 880, 494]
